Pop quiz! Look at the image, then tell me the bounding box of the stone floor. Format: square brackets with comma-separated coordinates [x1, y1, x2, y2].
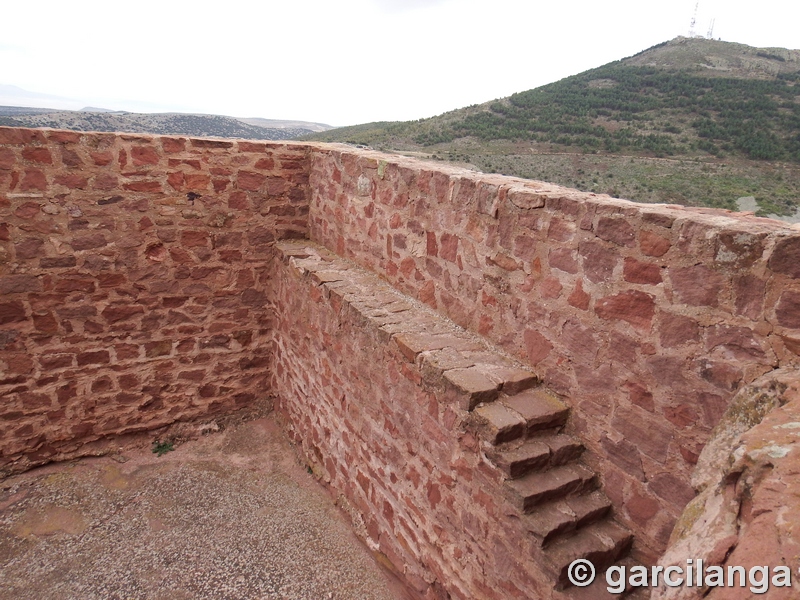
[0, 416, 415, 600]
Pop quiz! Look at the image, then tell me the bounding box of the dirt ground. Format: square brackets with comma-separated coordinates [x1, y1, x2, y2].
[0, 417, 415, 600]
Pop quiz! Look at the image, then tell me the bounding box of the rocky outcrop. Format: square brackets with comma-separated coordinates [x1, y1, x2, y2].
[652, 368, 800, 599]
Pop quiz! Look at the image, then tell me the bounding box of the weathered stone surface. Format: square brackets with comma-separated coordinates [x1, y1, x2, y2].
[611, 406, 673, 463]
[102, 305, 145, 323]
[767, 236, 800, 278]
[567, 280, 590, 310]
[77, 350, 110, 366]
[692, 368, 798, 492]
[659, 311, 699, 348]
[623, 257, 662, 284]
[648, 473, 695, 509]
[640, 229, 671, 257]
[706, 324, 767, 360]
[0, 275, 42, 294]
[0, 301, 26, 325]
[579, 240, 618, 282]
[547, 218, 576, 242]
[444, 367, 499, 408]
[70, 233, 108, 250]
[654, 370, 800, 600]
[473, 402, 526, 444]
[523, 329, 553, 365]
[237, 170, 266, 191]
[596, 217, 636, 247]
[14, 202, 41, 219]
[14, 237, 44, 259]
[595, 290, 656, 330]
[670, 265, 724, 307]
[503, 389, 569, 432]
[601, 436, 645, 481]
[131, 145, 160, 166]
[733, 274, 765, 319]
[775, 290, 800, 328]
[548, 248, 578, 274]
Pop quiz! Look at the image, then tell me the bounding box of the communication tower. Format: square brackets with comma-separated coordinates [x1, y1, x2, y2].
[688, 2, 699, 37]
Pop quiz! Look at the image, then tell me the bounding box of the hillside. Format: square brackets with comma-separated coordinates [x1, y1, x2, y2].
[0, 106, 332, 141]
[307, 37, 800, 217]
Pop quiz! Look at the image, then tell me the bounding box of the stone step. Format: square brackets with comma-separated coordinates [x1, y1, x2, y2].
[472, 402, 526, 445]
[472, 389, 570, 446]
[502, 389, 570, 436]
[506, 464, 596, 513]
[542, 520, 633, 590]
[524, 491, 612, 547]
[486, 434, 584, 478]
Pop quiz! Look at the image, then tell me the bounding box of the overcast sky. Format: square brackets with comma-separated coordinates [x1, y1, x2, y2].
[2, 0, 798, 126]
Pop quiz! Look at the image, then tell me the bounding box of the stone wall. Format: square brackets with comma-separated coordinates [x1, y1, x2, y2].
[0, 127, 309, 472]
[307, 146, 800, 556]
[269, 241, 563, 600]
[5, 126, 800, 593]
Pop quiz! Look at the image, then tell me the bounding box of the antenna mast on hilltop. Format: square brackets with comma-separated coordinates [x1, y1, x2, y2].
[688, 2, 699, 37]
[707, 18, 715, 39]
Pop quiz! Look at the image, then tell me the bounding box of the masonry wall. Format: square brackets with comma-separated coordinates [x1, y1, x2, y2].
[0, 127, 309, 472]
[307, 147, 800, 556]
[269, 243, 559, 600]
[5, 126, 800, 586]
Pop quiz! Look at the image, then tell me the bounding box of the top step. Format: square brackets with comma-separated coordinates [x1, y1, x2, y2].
[275, 241, 540, 412]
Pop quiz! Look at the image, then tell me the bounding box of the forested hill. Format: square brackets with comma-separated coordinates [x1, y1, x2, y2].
[305, 37, 800, 217]
[309, 37, 800, 163]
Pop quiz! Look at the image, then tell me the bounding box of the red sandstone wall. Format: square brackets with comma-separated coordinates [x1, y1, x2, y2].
[0, 127, 309, 472]
[270, 246, 558, 600]
[6, 125, 800, 575]
[307, 147, 800, 556]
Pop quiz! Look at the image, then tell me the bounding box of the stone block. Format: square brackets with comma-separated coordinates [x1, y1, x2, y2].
[443, 367, 500, 410]
[767, 236, 800, 278]
[76, 350, 110, 366]
[670, 264, 724, 307]
[506, 464, 595, 513]
[473, 402, 526, 445]
[0, 301, 26, 325]
[502, 390, 569, 434]
[70, 233, 108, 250]
[623, 257, 662, 285]
[479, 365, 538, 395]
[595, 290, 655, 330]
[487, 439, 551, 478]
[0, 275, 42, 294]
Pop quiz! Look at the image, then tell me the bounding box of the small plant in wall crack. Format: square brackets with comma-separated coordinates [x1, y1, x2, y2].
[151, 440, 174, 457]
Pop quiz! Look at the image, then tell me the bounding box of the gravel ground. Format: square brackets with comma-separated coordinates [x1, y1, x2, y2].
[0, 417, 412, 600]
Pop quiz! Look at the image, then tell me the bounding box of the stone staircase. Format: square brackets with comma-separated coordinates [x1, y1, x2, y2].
[471, 387, 633, 589]
[274, 240, 633, 591]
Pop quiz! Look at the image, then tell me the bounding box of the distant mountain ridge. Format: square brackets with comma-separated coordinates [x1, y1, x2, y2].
[0, 105, 334, 141]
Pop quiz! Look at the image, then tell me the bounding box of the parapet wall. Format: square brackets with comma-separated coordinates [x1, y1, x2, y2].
[307, 147, 800, 555]
[0, 127, 308, 471]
